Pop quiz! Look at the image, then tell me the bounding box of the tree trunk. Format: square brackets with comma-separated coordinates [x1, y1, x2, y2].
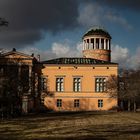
[120, 101, 124, 110]
[128, 100, 131, 111]
[133, 100, 136, 112]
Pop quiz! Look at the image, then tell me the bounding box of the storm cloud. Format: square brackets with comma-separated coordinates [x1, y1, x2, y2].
[101, 0, 140, 11]
[0, 0, 139, 49]
[85, 0, 140, 11]
[0, 0, 79, 48]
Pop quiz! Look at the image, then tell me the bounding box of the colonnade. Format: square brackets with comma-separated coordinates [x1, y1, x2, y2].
[83, 38, 110, 50]
[18, 64, 32, 114]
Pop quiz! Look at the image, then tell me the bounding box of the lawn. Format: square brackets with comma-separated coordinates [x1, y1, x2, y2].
[0, 112, 140, 140]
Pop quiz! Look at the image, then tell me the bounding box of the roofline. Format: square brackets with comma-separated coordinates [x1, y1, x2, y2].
[82, 34, 112, 39]
[41, 57, 118, 66]
[82, 27, 112, 39]
[42, 63, 118, 67]
[2, 50, 33, 58]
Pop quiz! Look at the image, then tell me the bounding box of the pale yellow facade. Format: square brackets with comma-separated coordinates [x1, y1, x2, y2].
[42, 27, 118, 112]
[43, 64, 118, 111]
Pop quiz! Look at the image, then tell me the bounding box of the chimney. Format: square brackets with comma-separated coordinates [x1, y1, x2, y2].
[37, 54, 40, 62]
[31, 53, 34, 57]
[12, 48, 16, 51]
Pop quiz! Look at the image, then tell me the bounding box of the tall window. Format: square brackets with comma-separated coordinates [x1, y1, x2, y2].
[98, 99, 103, 108]
[74, 99, 80, 107]
[56, 77, 64, 92]
[95, 77, 106, 92]
[41, 76, 47, 91]
[57, 99, 62, 107]
[73, 78, 81, 92]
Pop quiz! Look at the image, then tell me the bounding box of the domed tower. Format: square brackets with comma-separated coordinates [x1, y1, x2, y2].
[82, 27, 111, 62]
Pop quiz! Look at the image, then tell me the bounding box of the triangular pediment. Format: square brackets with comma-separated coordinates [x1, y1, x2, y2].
[0, 50, 34, 65]
[2, 50, 33, 59]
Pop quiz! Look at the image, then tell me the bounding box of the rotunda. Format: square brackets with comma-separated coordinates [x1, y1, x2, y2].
[82, 26, 111, 62]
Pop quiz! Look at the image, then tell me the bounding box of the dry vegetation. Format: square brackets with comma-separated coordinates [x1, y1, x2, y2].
[0, 112, 140, 140]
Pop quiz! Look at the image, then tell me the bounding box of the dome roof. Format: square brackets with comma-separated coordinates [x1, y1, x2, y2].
[83, 27, 111, 39]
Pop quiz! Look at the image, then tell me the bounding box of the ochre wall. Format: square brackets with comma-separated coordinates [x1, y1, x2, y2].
[83, 49, 111, 62]
[44, 97, 117, 111]
[42, 64, 118, 111]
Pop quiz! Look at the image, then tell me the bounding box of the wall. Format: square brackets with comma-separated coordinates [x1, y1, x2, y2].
[42, 64, 118, 111]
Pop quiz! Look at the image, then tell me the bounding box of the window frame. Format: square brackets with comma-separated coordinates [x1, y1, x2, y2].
[56, 77, 64, 92]
[74, 99, 80, 108]
[56, 99, 62, 107]
[41, 76, 47, 91]
[95, 77, 107, 92]
[98, 99, 103, 108]
[73, 77, 81, 92]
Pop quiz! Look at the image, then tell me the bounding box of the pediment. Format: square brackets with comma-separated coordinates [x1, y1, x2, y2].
[0, 50, 34, 65]
[2, 51, 33, 59]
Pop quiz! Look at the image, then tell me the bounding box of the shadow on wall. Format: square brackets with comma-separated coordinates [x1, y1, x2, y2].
[107, 98, 118, 111]
[44, 97, 98, 112]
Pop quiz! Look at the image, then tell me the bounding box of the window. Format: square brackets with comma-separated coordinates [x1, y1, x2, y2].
[57, 99, 62, 107]
[98, 99, 103, 108]
[74, 99, 80, 107]
[56, 77, 64, 92]
[95, 77, 106, 92]
[41, 76, 47, 90]
[73, 78, 81, 92]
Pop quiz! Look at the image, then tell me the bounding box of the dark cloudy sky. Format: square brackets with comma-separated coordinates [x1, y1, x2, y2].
[0, 0, 140, 68]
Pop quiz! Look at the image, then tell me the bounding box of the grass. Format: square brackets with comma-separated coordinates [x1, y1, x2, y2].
[0, 112, 140, 140]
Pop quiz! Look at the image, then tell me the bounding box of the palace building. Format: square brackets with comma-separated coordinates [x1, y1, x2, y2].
[0, 48, 41, 115]
[41, 27, 118, 111]
[0, 27, 118, 115]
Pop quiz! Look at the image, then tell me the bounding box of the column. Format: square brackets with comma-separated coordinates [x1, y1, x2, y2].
[18, 64, 21, 79]
[85, 40, 87, 49]
[83, 40, 85, 50]
[99, 38, 101, 49]
[104, 39, 106, 50]
[94, 38, 96, 49]
[89, 39, 92, 49]
[35, 73, 38, 97]
[85, 40, 86, 50]
[84, 40, 86, 50]
[28, 65, 32, 94]
[21, 65, 32, 114]
[107, 39, 110, 50]
[22, 95, 28, 114]
[108, 40, 111, 50]
[106, 39, 108, 50]
[18, 64, 21, 96]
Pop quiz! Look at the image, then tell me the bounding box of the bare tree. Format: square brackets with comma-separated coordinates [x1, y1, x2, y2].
[127, 69, 140, 111]
[0, 52, 40, 118]
[106, 69, 140, 112]
[0, 18, 8, 26]
[106, 75, 118, 98]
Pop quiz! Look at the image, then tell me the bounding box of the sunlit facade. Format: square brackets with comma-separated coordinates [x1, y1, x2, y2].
[41, 27, 118, 111]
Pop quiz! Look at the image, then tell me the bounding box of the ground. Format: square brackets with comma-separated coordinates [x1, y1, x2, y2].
[0, 112, 140, 140]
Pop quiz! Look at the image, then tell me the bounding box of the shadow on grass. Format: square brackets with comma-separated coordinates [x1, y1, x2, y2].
[0, 112, 140, 140]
